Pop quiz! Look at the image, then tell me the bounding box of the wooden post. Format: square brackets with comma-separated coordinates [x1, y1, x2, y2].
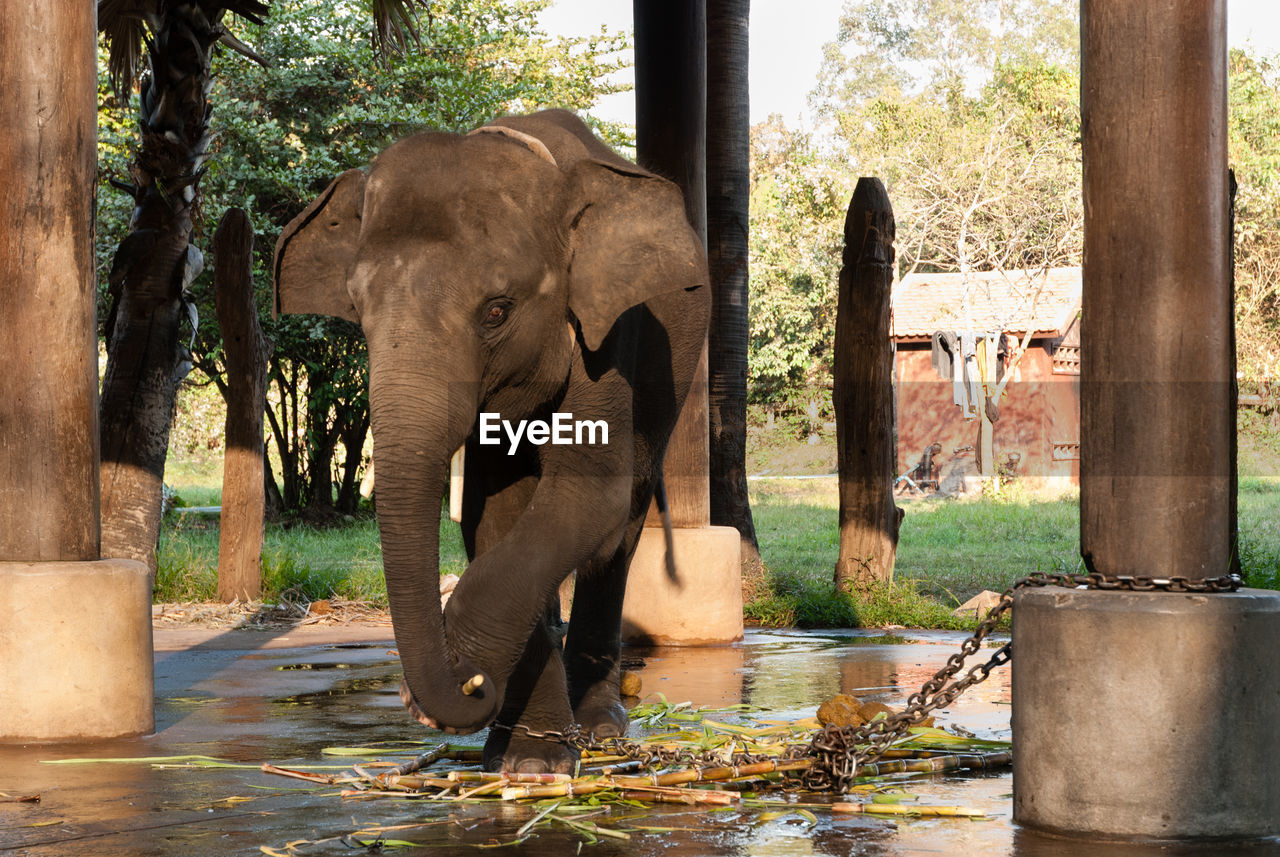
[214, 209, 270, 602]
[1079, 0, 1234, 579]
[634, 0, 709, 528]
[0, 3, 101, 561]
[623, 0, 742, 645]
[834, 178, 902, 591]
[0, 1, 155, 742]
[1012, 4, 1278, 841]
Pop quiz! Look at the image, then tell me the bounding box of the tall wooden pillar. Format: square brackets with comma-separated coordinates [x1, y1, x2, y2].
[0, 4, 154, 741]
[622, 0, 741, 645]
[0, 4, 102, 561]
[1014, 3, 1280, 840]
[1079, 0, 1235, 577]
[634, 0, 710, 528]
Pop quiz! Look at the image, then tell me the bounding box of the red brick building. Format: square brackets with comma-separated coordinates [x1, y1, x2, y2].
[891, 267, 1081, 491]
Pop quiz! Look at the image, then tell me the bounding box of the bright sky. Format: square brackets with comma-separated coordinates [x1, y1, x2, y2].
[539, 0, 1280, 128]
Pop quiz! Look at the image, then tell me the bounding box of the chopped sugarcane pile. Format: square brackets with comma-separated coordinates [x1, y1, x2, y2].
[36, 697, 1011, 851]
[252, 696, 1011, 845]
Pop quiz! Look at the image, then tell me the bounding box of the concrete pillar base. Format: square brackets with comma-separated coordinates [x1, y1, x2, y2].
[0, 559, 154, 741]
[1012, 586, 1280, 840]
[622, 525, 742, 645]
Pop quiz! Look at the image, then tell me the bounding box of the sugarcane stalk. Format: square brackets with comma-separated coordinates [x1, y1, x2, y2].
[449, 770, 571, 784]
[443, 749, 484, 763]
[585, 760, 646, 775]
[618, 789, 735, 806]
[501, 781, 610, 800]
[853, 751, 1011, 778]
[579, 755, 633, 765]
[372, 775, 454, 791]
[831, 801, 986, 817]
[454, 779, 509, 800]
[611, 758, 813, 788]
[260, 763, 355, 785]
[377, 742, 449, 780]
[552, 815, 632, 840]
[340, 787, 449, 799]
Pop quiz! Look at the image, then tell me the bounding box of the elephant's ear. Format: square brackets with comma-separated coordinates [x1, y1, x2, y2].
[565, 160, 707, 351]
[273, 169, 366, 321]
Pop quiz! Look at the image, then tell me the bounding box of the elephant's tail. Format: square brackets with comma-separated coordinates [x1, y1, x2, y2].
[653, 476, 679, 582]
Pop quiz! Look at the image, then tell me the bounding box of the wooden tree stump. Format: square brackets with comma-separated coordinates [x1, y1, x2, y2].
[834, 178, 903, 592]
[214, 208, 271, 602]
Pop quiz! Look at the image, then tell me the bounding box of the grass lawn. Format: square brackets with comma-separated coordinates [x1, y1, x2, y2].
[746, 477, 1081, 629]
[157, 458, 1280, 628]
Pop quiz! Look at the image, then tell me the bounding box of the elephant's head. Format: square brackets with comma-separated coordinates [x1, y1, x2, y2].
[273, 119, 705, 733]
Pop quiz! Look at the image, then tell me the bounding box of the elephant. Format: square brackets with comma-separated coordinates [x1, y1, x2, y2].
[273, 109, 709, 772]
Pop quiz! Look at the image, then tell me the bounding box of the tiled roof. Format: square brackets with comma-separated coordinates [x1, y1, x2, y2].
[891, 266, 1081, 339]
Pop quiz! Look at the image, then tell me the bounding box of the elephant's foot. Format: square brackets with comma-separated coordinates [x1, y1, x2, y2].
[573, 688, 630, 740]
[484, 722, 579, 774]
[566, 649, 630, 738]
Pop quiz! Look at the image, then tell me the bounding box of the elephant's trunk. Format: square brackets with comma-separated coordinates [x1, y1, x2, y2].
[368, 351, 497, 734]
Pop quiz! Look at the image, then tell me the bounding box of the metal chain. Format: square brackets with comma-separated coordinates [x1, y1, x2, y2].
[803, 569, 1242, 792]
[493, 721, 776, 769]
[497, 570, 1241, 793]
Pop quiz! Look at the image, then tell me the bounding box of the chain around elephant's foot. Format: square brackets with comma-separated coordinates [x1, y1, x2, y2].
[485, 721, 580, 774]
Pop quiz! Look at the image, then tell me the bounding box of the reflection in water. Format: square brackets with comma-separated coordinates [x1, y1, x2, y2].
[1013, 827, 1280, 857]
[631, 644, 747, 708]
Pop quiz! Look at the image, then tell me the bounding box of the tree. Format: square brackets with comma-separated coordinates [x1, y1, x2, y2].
[747, 3, 1083, 414]
[1228, 48, 1280, 389]
[97, 0, 271, 574]
[706, 0, 760, 568]
[747, 119, 847, 406]
[810, 0, 1077, 109]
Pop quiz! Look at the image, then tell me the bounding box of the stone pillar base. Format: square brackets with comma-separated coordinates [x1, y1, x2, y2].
[0, 559, 154, 741]
[1012, 586, 1280, 840]
[622, 525, 742, 646]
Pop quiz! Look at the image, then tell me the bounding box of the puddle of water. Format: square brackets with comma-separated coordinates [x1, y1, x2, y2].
[3, 630, 1276, 857]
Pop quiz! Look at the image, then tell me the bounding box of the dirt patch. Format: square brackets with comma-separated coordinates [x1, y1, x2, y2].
[152, 597, 391, 630]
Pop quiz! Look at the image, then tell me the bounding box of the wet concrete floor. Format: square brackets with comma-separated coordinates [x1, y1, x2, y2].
[1, 626, 1276, 856]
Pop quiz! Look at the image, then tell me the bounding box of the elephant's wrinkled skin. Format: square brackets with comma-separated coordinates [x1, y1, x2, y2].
[274, 110, 709, 772]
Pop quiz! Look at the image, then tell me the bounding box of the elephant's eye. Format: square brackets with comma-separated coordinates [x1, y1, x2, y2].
[482, 301, 510, 328]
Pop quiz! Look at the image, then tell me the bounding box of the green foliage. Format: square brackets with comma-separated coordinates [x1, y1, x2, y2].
[1229, 48, 1280, 386]
[748, 121, 846, 401]
[811, 0, 1077, 107]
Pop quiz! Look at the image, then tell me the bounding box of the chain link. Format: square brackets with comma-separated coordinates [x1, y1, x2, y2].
[507, 570, 1241, 792]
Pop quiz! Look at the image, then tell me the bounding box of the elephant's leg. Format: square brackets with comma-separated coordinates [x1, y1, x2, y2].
[444, 380, 635, 712]
[460, 439, 577, 772]
[564, 510, 648, 739]
[483, 605, 578, 773]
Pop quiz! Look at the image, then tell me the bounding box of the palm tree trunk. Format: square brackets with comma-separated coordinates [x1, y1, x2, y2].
[706, 0, 761, 572]
[99, 1, 221, 574]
